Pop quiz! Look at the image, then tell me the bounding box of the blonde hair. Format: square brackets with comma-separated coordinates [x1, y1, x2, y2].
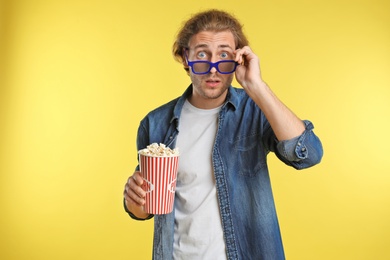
[172, 9, 249, 72]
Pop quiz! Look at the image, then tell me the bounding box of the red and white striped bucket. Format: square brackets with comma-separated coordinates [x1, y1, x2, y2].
[139, 154, 179, 214]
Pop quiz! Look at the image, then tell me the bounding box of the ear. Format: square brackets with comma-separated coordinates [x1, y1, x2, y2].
[181, 48, 190, 73]
[182, 53, 189, 69]
[183, 62, 190, 76]
[182, 58, 189, 68]
[182, 48, 189, 63]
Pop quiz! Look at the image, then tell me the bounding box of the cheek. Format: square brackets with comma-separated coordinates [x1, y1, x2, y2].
[189, 73, 201, 86]
[223, 74, 234, 84]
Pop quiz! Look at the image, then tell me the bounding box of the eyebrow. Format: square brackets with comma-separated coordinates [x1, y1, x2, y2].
[193, 44, 234, 50]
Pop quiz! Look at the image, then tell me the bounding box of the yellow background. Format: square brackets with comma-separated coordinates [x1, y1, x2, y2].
[1, 0, 389, 259]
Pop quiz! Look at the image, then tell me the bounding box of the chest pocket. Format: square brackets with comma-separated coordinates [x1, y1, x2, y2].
[233, 133, 266, 177]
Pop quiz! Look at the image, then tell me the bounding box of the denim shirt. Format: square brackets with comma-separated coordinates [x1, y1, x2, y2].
[126, 85, 323, 260]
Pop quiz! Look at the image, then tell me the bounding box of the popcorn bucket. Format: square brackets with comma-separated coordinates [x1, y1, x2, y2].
[139, 154, 179, 214]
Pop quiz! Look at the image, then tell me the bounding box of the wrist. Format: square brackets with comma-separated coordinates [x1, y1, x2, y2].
[123, 198, 151, 220]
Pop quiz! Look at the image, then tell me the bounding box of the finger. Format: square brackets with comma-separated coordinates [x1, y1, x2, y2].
[124, 191, 145, 207]
[234, 48, 244, 64]
[131, 172, 143, 186]
[124, 182, 146, 206]
[124, 173, 146, 202]
[235, 46, 249, 60]
[235, 46, 255, 65]
[128, 175, 146, 197]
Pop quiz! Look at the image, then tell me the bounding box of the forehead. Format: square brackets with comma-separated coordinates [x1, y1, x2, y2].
[188, 31, 236, 50]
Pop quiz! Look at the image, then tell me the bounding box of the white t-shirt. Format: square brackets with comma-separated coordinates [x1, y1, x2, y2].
[173, 100, 227, 260]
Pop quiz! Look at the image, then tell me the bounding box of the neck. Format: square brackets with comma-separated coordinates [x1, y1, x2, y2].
[188, 94, 226, 109]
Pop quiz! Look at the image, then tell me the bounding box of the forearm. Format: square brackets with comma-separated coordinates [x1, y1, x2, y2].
[234, 47, 305, 141]
[249, 81, 305, 141]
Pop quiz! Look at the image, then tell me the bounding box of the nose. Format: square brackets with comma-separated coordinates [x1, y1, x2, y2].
[210, 55, 218, 74]
[209, 65, 217, 74]
[209, 55, 219, 74]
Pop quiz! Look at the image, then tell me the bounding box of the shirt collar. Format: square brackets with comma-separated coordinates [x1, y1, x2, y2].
[171, 84, 239, 124]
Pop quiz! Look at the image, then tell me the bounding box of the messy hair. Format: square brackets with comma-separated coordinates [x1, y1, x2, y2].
[172, 9, 249, 72]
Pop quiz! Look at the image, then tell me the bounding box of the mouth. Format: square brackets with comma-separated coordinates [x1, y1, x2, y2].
[205, 78, 221, 87]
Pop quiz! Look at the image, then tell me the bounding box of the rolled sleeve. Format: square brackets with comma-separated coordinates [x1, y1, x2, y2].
[276, 120, 323, 169]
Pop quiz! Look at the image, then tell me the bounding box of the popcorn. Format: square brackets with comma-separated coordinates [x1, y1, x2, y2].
[138, 143, 179, 157]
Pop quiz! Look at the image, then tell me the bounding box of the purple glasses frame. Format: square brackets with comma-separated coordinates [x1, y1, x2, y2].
[185, 52, 239, 75]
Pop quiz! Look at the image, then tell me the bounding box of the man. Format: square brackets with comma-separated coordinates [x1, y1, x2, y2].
[123, 9, 323, 259]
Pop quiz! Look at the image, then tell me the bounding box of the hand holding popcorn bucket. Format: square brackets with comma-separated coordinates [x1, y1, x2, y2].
[138, 143, 179, 214]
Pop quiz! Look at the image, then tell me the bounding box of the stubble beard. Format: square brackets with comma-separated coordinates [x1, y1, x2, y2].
[190, 73, 234, 100]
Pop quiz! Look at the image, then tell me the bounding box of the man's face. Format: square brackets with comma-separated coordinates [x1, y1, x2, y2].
[186, 30, 236, 109]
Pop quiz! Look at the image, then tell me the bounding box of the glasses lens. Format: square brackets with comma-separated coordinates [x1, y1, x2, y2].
[192, 62, 210, 74]
[190, 60, 236, 74]
[218, 61, 236, 73]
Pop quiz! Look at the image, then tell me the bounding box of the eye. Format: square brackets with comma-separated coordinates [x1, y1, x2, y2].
[197, 51, 207, 59]
[220, 52, 230, 59]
